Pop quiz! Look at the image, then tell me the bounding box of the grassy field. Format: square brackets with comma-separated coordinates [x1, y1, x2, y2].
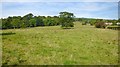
[1, 22, 118, 65]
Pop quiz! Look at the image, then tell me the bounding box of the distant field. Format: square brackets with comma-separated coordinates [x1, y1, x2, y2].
[1, 22, 118, 65]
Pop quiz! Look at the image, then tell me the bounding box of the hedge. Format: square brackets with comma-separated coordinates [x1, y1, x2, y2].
[106, 26, 120, 30]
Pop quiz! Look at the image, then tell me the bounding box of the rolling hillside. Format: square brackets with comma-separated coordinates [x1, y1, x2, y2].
[2, 22, 118, 65]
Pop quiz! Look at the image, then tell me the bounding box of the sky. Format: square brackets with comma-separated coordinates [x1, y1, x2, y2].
[1, 0, 120, 2]
[1, 0, 119, 19]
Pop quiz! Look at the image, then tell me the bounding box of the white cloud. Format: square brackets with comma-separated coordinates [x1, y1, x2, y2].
[1, 2, 118, 19]
[63, 3, 104, 12]
[1, 0, 120, 2]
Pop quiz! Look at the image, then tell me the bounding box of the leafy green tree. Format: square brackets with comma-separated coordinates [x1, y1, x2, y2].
[53, 16, 60, 25]
[43, 17, 55, 26]
[1, 19, 8, 29]
[11, 18, 18, 29]
[17, 16, 22, 28]
[11, 16, 21, 29]
[43, 18, 49, 26]
[29, 18, 36, 27]
[20, 19, 28, 28]
[23, 13, 33, 20]
[35, 16, 44, 26]
[22, 13, 34, 27]
[59, 12, 75, 28]
[90, 19, 96, 25]
[2, 17, 12, 29]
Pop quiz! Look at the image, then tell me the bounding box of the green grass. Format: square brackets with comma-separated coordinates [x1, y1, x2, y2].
[1, 22, 118, 65]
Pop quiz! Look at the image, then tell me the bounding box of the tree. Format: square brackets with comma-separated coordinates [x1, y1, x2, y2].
[35, 16, 44, 26]
[29, 18, 36, 27]
[1, 12, 73, 29]
[59, 12, 75, 28]
[23, 13, 33, 20]
[52, 16, 60, 25]
[1, 19, 9, 29]
[2, 17, 12, 29]
[11, 16, 21, 29]
[22, 13, 34, 27]
[89, 19, 96, 25]
[43, 16, 56, 26]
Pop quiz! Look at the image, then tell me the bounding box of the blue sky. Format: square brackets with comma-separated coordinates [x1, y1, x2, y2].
[1, 2, 118, 19]
[1, 0, 119, 2]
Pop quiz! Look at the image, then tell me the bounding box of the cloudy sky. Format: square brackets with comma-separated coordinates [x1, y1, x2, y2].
[1, 0, 119, 2]
[1, 0, 119, 19]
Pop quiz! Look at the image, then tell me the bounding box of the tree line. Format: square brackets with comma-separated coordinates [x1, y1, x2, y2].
[0, 11, 119, 29]
[0, 12, 75, 29]
[1, 13, 60, 29]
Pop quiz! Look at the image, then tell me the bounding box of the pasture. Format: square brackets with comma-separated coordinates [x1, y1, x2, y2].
[1, 22, 118, 65]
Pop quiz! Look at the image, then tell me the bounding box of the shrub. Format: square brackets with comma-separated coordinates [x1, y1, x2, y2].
[90, 21, 96, 25]
[95, 22, 106, 28]
[107, 26, 120, 30]
[82, 22, 86, 25]
[82, 21, 88, 25]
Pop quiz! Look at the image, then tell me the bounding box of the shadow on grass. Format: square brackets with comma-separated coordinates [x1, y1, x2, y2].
[62, 27, 74, 29]
[0, 32, 16, 35]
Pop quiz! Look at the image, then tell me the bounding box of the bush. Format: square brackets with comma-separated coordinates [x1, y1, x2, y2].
[107, 26, 120, 30]
[82, 22, 87, 25]
[90, 21, 96, 25]
[95, 22, 106, 28]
